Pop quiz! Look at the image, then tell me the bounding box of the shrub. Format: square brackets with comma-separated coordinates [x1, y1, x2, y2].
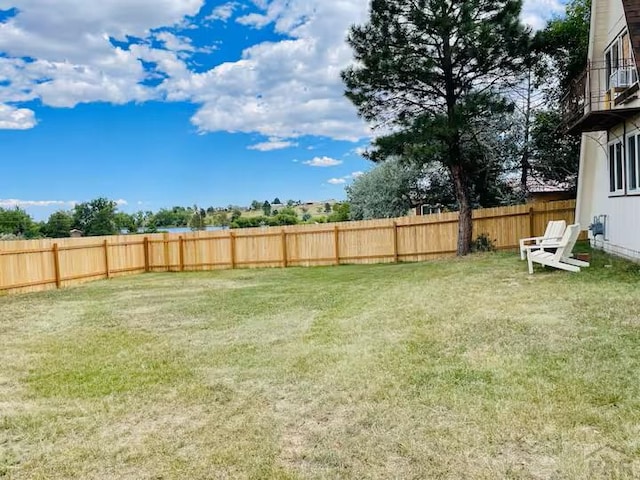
[471, 233, 496, 253]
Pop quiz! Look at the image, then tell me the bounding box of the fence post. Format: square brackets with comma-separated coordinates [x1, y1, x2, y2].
[281, 229, 288, 268]
[529, 206, 535, 237]
[163, 232, 170, 272]
[103, 239, 111, 279]
[52, 243, 61, 289]
[393, 222, 399, 263]
[179, 236, 185, 272]
[143, 237, 150, 272]
[334, 225, 340, 265]
[229, 232, 236, 269]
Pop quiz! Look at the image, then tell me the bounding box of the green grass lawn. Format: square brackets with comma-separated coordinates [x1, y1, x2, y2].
[1, 249, 640, 479]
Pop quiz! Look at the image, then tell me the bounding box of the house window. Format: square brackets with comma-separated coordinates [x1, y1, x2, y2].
[420, 205, 442, 215]
[627, 133, 640, 193]
[605, 32, 637, 91]
[608, 140, 625, 195]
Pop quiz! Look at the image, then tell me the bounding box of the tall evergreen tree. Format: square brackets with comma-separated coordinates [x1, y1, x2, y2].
[342, 0, 529, 254]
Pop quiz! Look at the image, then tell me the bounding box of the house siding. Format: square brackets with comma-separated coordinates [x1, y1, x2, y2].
[576, 0, 640, 261]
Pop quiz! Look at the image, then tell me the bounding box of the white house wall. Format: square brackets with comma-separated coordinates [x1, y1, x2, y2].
[590, 0, 625, 59]
[607, 0, 626, 40]
[576, 133, 601, 226]
[578, 119, 640, 260]
[576, 0, 640, 260]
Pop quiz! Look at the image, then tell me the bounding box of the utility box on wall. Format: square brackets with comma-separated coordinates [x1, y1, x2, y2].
[588, 215, 607, 239]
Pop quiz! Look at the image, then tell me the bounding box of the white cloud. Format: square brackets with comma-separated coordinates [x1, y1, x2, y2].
[155, 31, 195, 53]
[247, 138, 298, 151]
[207, 2, 241, 22]
[522, 0, 565, 31]
[0, 0, 566, 135]
[326, 171, 364, 185]
[0, 1, 204, 62]
[303, 156, 342, 167]
[0, 199, 71, 208]
[354, 146, 369, 156]
[184, 0, 372, 140]
[0, 198, 127, 208]
[0, 0, 202, 111]
[0, 104, 37, 129]
[155, 31, 217, 56]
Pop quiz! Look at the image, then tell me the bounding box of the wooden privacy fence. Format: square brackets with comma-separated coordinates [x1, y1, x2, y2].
[0, 200, 579, 294]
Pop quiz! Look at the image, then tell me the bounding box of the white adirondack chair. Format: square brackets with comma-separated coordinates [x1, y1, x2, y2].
[519, 220, 567, 260]
[527, 223, 589, 274]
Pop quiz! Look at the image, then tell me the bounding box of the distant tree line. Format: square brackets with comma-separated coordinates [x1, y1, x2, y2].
[0, 198, 353, 240]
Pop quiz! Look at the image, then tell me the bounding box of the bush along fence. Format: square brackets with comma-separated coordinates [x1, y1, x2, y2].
[0, 200, 580, 294]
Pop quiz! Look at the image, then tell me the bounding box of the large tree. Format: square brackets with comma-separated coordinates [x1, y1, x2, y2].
[533, 0, 590, 101]
[42, 211, 73, 238]
[525, 0, 590, 191]
[72, 198, 118, 236]
[343, 0, 529, 254]
[0, 207, 40, 239]
[347, 157, 424, 220]
[530, 110, 581, 191]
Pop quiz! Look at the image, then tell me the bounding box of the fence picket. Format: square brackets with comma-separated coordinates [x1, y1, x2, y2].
[0, 200, 580, 294]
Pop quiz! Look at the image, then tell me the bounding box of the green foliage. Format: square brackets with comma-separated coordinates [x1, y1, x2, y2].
[324, 202, 332, 213]
[114, 212, 137, 234]
[132, 211, 151, 233]
[534, 0, 590, 100]
[42, 211, 73, 238]
[302, 212, 312, 222]
[530, 110, 580, 191]
[273, 212, 298, 225]
[142, 212, 158, 233]
[152, 209, 174, 227]
[278, 206, 297, 217]
[0, 207, 40, 238]
[273, 197, 281, 205]
[523, 0, 589, 191]
[230, 209, 242, 222]
[347, 157, 423, 220]
[211, 211, 230, 228]
[153, 207, 191, 227]
[230, 214, 299, 229]
[342, 0, 530, 255]
[274, 213, 299, 226]
[189, 206, 206, 231]
[327, 203, 351, 223]
[471, 233, 497, 253]
[262, 201, 272, 216]
[231, 217, 267, 229]
[250, 200, 262, 211]
[72, 198, 118, 236]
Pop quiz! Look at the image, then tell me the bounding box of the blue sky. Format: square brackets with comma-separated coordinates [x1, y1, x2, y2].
[0, 0, 566, 220]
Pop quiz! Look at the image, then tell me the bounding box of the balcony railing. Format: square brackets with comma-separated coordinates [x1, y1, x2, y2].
[562, 59, 640, 132]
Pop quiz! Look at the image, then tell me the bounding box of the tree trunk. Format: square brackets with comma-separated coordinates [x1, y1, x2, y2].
[451, 163, 473, 256]
[520, 68, 533, 196]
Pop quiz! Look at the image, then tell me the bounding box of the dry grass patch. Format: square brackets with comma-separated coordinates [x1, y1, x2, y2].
[1, 249, 640, 478]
